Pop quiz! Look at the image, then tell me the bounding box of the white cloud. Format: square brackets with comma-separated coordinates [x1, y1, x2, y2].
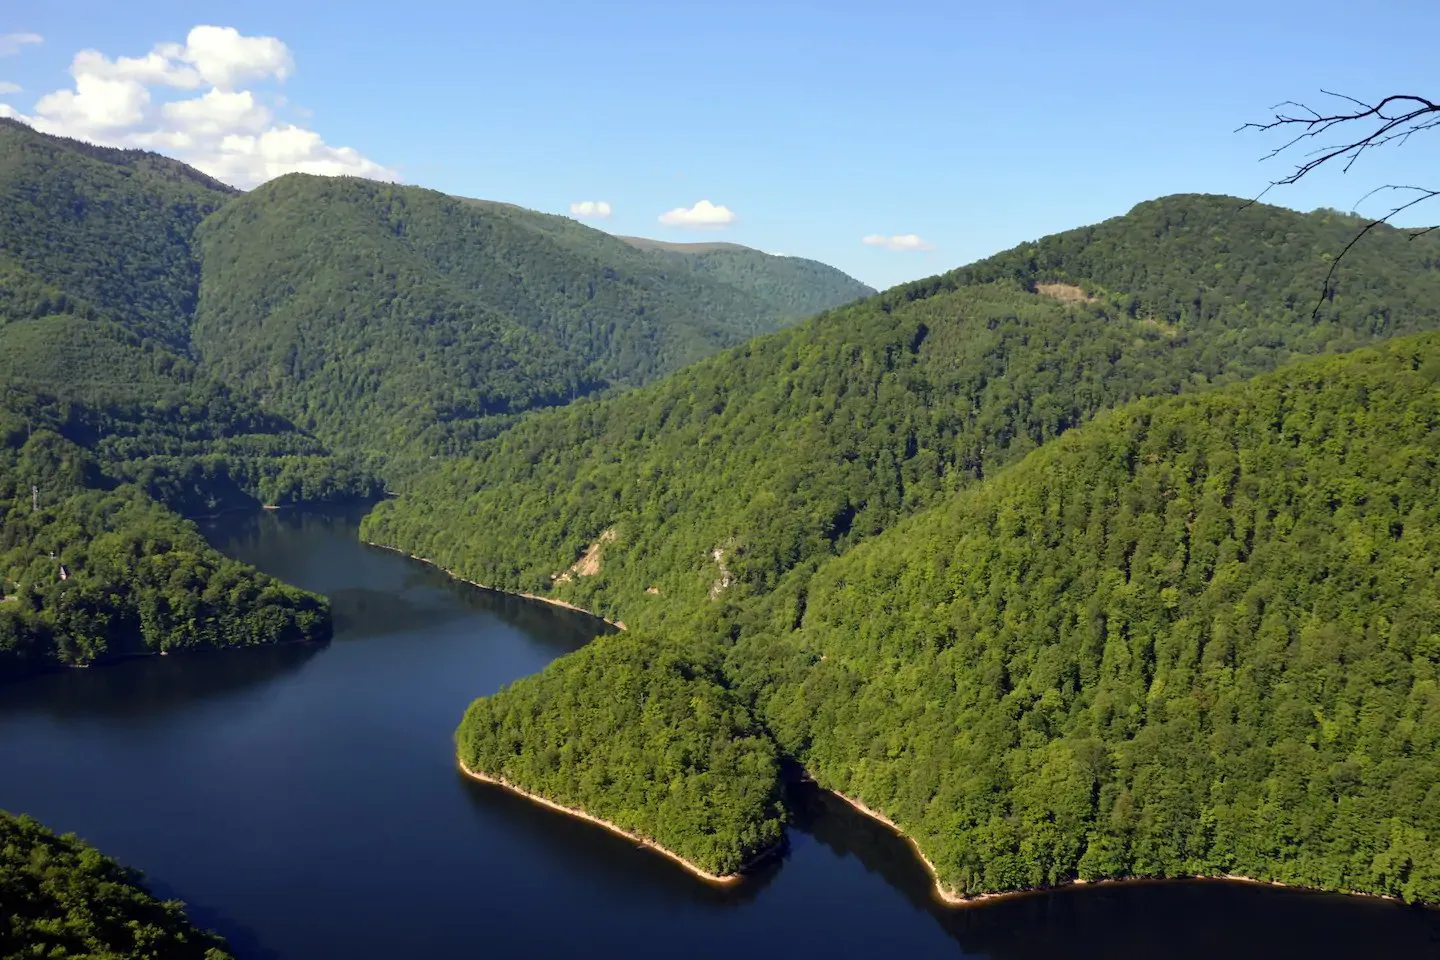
[0, 82, 19, 95]
[0, 33, 42, 57]
[161, 88, 270, 136]
[659, 199, 736, 228]
[71, 48, 201, 88]
[34, 73, 151, 133]
[862, 233, 934, 252]
[12, 26, 391, 188]
[570, 200, 612, 218]
[172, 26, 293, 89]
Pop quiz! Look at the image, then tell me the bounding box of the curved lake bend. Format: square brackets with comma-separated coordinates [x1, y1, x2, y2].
[2, 508, 1438, 959]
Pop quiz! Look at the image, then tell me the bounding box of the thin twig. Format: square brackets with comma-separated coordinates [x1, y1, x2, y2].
[1238, 91, 1440, 314]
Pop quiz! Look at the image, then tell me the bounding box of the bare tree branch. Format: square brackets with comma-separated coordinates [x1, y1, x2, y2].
[1239, 91, 1440, 317]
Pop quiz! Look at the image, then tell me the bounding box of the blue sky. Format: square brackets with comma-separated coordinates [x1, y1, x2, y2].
[3, 0, 1438, 289]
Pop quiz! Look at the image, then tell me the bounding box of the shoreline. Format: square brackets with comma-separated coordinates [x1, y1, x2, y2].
[361, 541, 627, 630]
[457, 760, 772, 885]
[362, 534, 1414, 911]
[818, 779, 1410, 909]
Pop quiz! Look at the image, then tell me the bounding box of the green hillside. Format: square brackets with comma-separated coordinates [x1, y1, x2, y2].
[0, 117, 234, 348]
[744, 333, 1440, 902]
[0, 118, 871, 681]
[0, 811, 234, 958]
[361, 194, 1440, 629]
[0, 122, 343, 678]
[191, 177, 872, 458]
[450, 334, 1440, 902]
[0, 119, 377, 516]
[618, 235, 875, 319]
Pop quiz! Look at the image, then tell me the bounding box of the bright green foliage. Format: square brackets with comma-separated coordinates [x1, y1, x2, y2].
[0, 810, 234, 959]
[745, 335, 1440, 901]
[457, 631, 785, 876]
[191, 176, 871, 459]
[361, 195, 1440, 627]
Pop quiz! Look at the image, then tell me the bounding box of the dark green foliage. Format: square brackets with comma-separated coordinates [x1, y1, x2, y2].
[0, 117, 233, 347]
[361, 195, 1440, 627]
[191, 177, 871, 460]
[0, 810, 234, 959]
[457, 631, 785, 876]
[0, 121, 378, 515]
[750, 335, 1440, 902]
[0, 429, 331, 681]
[617, 237, 875, 321]
[928, 194, 1440, 349]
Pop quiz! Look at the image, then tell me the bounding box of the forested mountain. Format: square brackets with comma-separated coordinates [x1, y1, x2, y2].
[0, 118, 377, 515]
[451, 334, 1440, 902]
[1, 117, 871, 482]
[0, 117, 869, 678]
[617, 235, 875, 321]
[190, 177, 872, 457]
[0, 811, 234, 958]
[0, 117, 233, 349]
[0, 122, 344, 678]
[361, 194, 1440, 629]
[745, 333, 1440, 901]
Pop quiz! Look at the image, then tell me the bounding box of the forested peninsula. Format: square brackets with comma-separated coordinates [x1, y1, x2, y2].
[457, 632, 784, 879]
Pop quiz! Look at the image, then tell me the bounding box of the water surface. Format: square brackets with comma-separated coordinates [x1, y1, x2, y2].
[2, 508, 1436, 959]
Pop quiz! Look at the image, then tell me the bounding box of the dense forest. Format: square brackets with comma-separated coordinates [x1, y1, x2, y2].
[617, 235, 876, 321]
[0, 117, 867, 675]
[191, 177, 871, 461]
[0, 811, 233, 959]
[446, 335, 1440, 901]
[0, 423, 331, 680]
[363, 195, 1440, 901]
[745, 335, 1440, 902]
[0, 118, 380, 515]
[457, 631, 785, 876]
[361, 194, 1440, 631]
[9, 110, 1440, 910]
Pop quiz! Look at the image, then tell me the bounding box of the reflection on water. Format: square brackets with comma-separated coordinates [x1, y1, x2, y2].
[793, 784, 1440, 959]
[0, 644, 322, 721]
[457, 770, 787, 908]
[0, 507, 1435, 960]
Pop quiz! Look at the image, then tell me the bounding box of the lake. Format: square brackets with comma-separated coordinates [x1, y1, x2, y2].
[2, 508, 1437, 959]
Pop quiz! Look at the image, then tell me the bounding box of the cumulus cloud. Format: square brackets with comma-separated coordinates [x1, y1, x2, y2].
[659, 199, 736, 228]
[570, 200, 612, 218]
[0, 33, 42, 57]
[0, 82, 20, 95]
[8, 25, 392, 188]
[168, 25, 293, 89]
[862, 233, 934, 252]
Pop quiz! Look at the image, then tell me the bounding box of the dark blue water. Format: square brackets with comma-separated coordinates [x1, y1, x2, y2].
[2, 508, 1437, 959]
